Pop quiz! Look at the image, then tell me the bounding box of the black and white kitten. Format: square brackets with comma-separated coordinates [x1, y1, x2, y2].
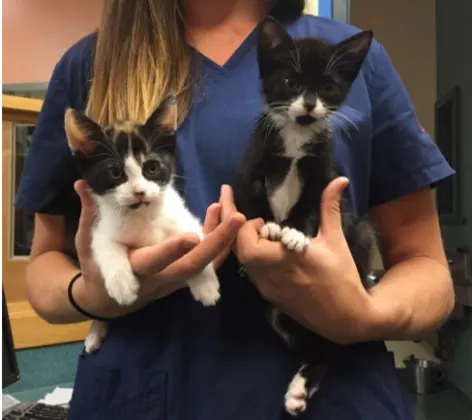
[64, 97, 220, 354]
[232, 19, 376, 416]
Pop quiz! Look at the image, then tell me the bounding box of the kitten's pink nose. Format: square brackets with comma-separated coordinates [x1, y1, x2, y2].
[133, 190, 145, 199]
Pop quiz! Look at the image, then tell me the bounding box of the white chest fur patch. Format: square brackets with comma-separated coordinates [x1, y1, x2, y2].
[268, 123, 314, 223]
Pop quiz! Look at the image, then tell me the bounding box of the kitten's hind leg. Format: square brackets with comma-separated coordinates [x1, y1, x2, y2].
[84, 321, 108, 354]
[284, 363, 329, 416]
[285, 365, 309, 416]
[187, 264, 221, 306]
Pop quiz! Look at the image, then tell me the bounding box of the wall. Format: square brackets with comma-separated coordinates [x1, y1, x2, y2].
[305, 0, 320, 15]
[350, 0, 436, 138]
[2, 0, 330, 85]
[350, 0, 436, 271]
[436, 0, 472, 400]
[2, 0, 102, 84]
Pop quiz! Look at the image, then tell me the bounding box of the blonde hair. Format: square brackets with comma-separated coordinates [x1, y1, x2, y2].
[86, 0, 191, 126]
[85, 0, 305, 127]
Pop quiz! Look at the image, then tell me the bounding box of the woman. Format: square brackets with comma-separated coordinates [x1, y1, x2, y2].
[16, 0, 455, 419]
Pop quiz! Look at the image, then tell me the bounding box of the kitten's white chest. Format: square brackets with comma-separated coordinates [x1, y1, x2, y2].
[97, 207, 160, 248]
[93, 187, 195, 248]
[268, 124, 313, 223]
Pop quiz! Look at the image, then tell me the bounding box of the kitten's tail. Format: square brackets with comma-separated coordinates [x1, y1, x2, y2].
[346, 217, 377, 290]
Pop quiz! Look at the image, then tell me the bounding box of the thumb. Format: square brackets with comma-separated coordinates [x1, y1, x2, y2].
[319, 177, 349, 240]
[74, 180, 97, 257]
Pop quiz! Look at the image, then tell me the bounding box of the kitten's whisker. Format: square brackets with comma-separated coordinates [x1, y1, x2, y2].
[294, 43, 302, 73]
[83, 152, 119, 161]
[341, 105, 363, 119]
[332, 111, 360, 133]
[280, 45, 301, 73]
[172, 174, 195, 182]
[259, 114, 277, 144]
[89, 139, 120, 159]
[269, 107, 289, 114]
[329, 115, 353, 142]
[326, 105, 362, 120]
[327, 56, 360, 75]
[325, 47, 351, 74]
[267, 101, 291, 108]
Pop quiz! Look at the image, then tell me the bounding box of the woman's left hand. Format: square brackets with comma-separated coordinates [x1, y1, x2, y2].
[219, 178, 379, 345]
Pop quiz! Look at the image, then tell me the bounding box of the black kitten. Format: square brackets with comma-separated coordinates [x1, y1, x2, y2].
[232, 18, 376, 416]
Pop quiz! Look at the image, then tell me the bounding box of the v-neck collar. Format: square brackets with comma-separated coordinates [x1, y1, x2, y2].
[190, 21, 262, 76]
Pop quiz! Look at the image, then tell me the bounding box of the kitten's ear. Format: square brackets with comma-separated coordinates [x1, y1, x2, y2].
[64, 109, 103, 155]
[330, 30, 374, 83]
[144, 95, 178, 134]
[258, 17, 295, 75]
[259, 17, 293, 52]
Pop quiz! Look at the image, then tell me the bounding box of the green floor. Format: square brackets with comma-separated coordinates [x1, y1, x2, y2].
[4, 343, 472, 419]
[3, 342, 82, 402]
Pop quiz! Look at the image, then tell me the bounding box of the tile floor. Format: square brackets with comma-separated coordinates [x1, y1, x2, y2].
[4, 341, 472, 419]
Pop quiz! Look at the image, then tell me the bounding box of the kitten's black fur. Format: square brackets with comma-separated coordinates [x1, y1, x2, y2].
[232, 18, 376, 416]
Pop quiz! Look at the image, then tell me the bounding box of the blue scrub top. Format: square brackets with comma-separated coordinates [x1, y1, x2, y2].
[16, 16, 453, 420]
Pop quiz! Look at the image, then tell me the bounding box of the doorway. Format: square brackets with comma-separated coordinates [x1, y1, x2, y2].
[347, 0, 472, 417]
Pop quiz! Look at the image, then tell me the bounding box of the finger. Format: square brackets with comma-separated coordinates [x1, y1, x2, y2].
[234, 218, 286, 264]
[219, 184, 238, 221]
[74, 180, 97, 256]
[129, 233, 200, 276]
[203, 203, 222, 235]
[318, 176, 349, 239]
[162, 212, 246, 279]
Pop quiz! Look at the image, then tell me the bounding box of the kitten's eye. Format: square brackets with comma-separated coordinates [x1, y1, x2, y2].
[144, 160, 160, 176]
[109, 166, 123, 180]
[283, 77, 299, 90]
[321, 82, 336, 95]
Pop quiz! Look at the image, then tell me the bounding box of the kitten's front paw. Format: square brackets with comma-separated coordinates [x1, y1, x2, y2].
[285, 372, 309, 416]
[281, 227, 310, 253]
[259, 222, 282, 241]
[104, 269, 140, 306]
[187, 267, 221, 306]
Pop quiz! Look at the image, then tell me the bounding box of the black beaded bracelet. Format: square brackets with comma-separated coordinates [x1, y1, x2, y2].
[67, 272, 111, 322]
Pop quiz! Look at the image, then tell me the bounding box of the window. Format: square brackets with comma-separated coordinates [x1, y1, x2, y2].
[435, 86, 462, 224]
[10, 124, 35, 258]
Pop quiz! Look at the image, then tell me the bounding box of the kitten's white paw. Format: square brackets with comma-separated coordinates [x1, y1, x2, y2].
[84, 331, 103, 354]
[281, 227, 310, 253]
[285, 371, 309, 416]
[104, 269, 140, 306]
[84, 322, 108, 354]
[259, 222, 282, 241]
[188, 267, 221, 306]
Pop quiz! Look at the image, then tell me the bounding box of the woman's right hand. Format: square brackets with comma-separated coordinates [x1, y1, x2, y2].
[73, 180, 245, 312]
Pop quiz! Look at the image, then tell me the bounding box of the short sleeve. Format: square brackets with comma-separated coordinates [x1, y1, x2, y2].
[15, 37, 93, 215]
[367, 41, 455, 208]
